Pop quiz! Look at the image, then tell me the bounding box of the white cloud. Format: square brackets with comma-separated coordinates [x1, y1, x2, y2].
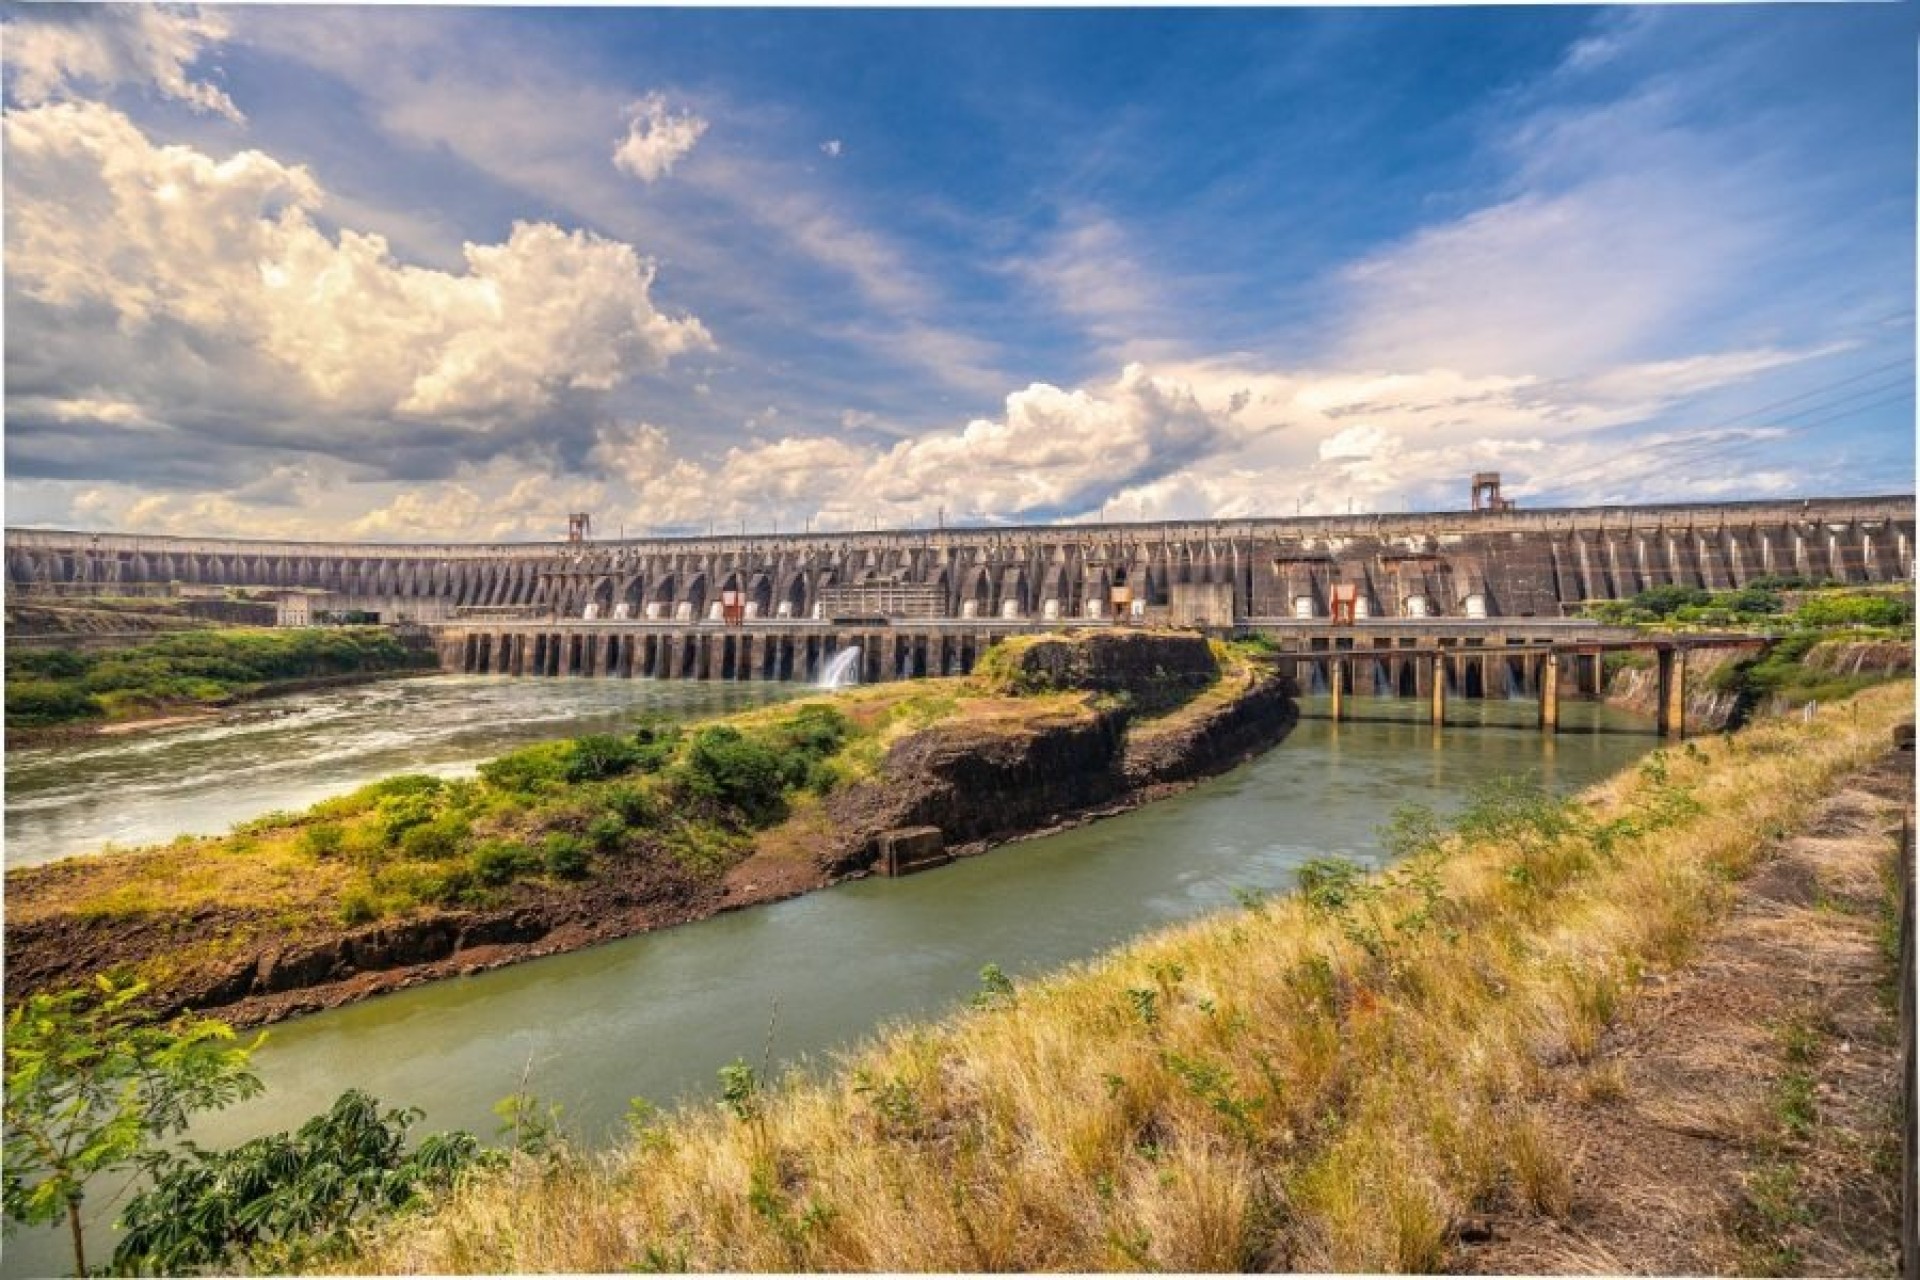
[5, 101, 710, 433]
[2, 4, 243, 121]
[820, 139, 843, 158]
[613, 93, 709, 182]
[1015, 210, 1165, 353]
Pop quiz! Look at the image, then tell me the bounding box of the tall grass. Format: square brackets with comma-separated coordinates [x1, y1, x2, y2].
[342, 681, 1915, 1275]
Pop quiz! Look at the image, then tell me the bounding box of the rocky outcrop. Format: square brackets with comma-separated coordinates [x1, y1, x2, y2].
[1801, 638, 1913, 679]
[1605, 647, 1748, 731]
[1122, 668, 1299, 788]
[997, 632, 1220, 712]
[824, 650, 1297, 874]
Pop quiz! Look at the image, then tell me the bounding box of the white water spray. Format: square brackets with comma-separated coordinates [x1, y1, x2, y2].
[819, 645, 862, 689]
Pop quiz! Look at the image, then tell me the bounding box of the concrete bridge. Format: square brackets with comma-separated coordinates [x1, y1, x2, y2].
[8, 495, 1912, 625]
[432, 613, 1746, 737]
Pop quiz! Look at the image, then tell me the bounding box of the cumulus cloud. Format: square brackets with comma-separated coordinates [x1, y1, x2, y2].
[2, 4, 243, 121]
[613, 93, 709, 182]
[5, 101, 710, 468]
[820, 139, 843, 158]
[581, 363, 1233, 531]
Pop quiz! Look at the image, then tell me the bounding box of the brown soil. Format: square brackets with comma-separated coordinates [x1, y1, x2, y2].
[1452, 747, 1913, 1277]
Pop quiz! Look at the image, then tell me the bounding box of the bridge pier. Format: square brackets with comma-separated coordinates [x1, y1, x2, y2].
[1430, 654, 1447, 725]
[1538, 652, 1560, 733]
[1657, 647, 1688, 738]
[1329, 658, 1345, 722]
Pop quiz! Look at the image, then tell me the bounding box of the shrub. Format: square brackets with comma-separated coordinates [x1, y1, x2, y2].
[565, 734, 642, 783]
[4, 680, 101, 726]
[478, 742, 572, 795]
[604, 784, 660, 827]
[629, 721, 684, 772]
[375, 792, 441, 847]
[300, 823, 346, 859]
[397, 813, 470, 863]
[470, 839, 537, 887]
[1632, 584, 1711, 618]
[587, 813, 628, 852]
[338, 885, 380, 926]
[1792, 593, 1912, 629]
[543, 834, 591, 879]
[677, 725, 789, 826]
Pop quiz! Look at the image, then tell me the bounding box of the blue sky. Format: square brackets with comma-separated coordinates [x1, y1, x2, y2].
[3, 3, 1913, 540]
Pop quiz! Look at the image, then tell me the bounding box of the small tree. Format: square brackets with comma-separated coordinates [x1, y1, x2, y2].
[114, 1089, 488, 1274]
[2, 977, 263, 1276]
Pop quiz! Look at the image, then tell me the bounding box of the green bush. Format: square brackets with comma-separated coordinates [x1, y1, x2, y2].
[4, 680, 102, 726]
[604, 784, 660, 827]
[1792, 593, 1913, 628]
[397, 813, 470, 863]
[375, 792, 441, 848]
[676, 725, 789, 827]
[338, 885, 380, 926]
[587, 813, 628, 852]
[477, 742, 572, 795]
[543, 834, 591, 879]
[1632, 585, 1712, 618]
[299, 824, 346, 859]
[628, 722, 683, 773]
[470, 839, 537, 887]
[8, 649, 90, 680]
[564, 734, 642, 783]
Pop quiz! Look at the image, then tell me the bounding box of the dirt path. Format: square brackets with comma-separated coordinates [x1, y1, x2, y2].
[1454, 745, 1913, 1276]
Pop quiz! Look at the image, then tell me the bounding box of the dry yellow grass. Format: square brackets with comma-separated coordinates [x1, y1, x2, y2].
[340, 682, 1914, 1275]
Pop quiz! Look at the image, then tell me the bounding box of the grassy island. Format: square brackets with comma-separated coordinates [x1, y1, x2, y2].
[5, 633, 1287, 1024]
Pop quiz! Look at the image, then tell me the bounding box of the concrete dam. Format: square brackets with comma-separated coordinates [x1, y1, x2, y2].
[10, 495, 1912, 627]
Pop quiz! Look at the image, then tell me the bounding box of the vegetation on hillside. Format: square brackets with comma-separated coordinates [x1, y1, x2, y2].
[333, 680, 1913, 1275]
[4, 627, 435, 728]
[1579, 579, 1913, 632]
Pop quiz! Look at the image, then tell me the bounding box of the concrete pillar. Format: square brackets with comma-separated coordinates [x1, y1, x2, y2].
[1429, 654, 1446, 725]
[1657, 647, 1687, 738]
[1539, 652, 1560, 733]
[1329, 658, 1344, 722]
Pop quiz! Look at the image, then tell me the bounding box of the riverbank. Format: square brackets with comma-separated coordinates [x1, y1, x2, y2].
[4, 626, 437, 734]
[6, 669, 439, 748]
[338, 680, 1913, 1274]
[5, 633, 1296, 1028]
[1603, 634, 1913, 731]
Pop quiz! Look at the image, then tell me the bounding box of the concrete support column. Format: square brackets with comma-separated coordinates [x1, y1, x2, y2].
[1329, 658, 1345, 721]
[1657, 647, 1687, 738]
[1430, 654, 1447, 725]
[1539, 652, 1560, 733]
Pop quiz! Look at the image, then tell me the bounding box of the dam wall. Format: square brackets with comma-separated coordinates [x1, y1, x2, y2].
[8, 496, 1912, 624]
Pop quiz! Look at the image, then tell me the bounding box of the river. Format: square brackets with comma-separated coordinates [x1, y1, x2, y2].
[3, 675, 799, 869]
[3, 682, 1654, 1276]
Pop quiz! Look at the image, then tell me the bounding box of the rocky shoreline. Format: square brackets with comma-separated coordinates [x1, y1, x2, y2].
[7, 640, 1299, 1029]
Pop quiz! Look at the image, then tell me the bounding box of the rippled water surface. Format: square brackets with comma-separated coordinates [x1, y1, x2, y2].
[4, 675, 799, 868]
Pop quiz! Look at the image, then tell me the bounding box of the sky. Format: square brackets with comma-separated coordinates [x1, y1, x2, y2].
[2, 3, 1914, 543]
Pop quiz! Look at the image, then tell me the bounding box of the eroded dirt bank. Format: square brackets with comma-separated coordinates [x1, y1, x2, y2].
[7, 638, 1297, 1028]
